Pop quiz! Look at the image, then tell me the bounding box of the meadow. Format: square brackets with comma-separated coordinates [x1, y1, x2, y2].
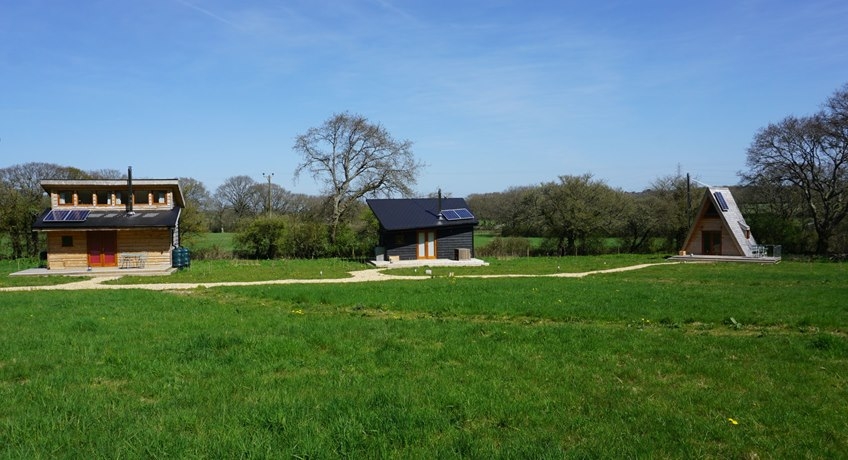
[1, 258, 846, 458]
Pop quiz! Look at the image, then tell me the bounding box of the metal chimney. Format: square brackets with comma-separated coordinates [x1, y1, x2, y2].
[437, 188, 443, 220]
[127, 166, 135, 215]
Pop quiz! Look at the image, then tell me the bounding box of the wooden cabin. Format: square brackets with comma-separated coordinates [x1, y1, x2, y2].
[367, 197, 479, 262]
[679, 187, 764, 258]
[32, 176, 184, 271]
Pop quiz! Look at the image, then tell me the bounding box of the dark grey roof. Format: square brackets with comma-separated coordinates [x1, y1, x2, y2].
[367, 198, 478, 231]
[32, 208, 181, 230]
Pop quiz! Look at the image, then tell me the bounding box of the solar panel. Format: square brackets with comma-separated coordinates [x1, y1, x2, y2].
[441, 208, 474, 221]
[441, 209, 461, 220]
[42, 209, 90, 222]
[454, 208, 474, 219]
[714, 192, 729, 212]
[43, 210, 70, 222]
[65, 210, 90, 222]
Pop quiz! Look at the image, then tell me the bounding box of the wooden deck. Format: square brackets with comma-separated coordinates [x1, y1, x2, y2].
[370, 258, 489, 268]
[667, 254, 781, 264]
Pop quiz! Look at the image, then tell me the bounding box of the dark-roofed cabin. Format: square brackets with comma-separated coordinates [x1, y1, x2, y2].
[367, 197, 478, 262]
[32, 178, 184, 271]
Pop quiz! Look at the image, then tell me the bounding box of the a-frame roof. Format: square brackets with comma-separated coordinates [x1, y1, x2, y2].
[682, 187, 757, 257]
[367, 197, 478, 231]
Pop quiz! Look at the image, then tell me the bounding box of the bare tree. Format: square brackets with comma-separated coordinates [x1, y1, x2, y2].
[215, 175, 259, 218]
[293, 112, 424, 243]
[742, 84, 848, 254]
[212, 175, 261, 232]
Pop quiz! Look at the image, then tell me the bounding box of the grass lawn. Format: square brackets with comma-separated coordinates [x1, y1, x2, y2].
[0, 259, 87, 288]
[105, 258, 367, 285]
[382, 253, 664, 276]
[184, 231, 234, 252]
[1, 260, 847, 457]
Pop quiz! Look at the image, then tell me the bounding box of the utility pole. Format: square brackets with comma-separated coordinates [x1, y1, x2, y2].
[262, 172, 274, 217]
[686, 173, 691, 229]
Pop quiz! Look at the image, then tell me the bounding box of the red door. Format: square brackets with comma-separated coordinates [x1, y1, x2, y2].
[87, 231, 118, 267]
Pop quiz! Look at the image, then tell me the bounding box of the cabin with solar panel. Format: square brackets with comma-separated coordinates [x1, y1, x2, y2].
[31, 168, 187, 272]
[367, 193, 484, 266]
[672, 186, 780, 263]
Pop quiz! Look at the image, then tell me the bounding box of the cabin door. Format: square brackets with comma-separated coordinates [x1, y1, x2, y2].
[87, 231, 118, 267]
[417, 230, 436, 259]
[701, 230, 722, 255]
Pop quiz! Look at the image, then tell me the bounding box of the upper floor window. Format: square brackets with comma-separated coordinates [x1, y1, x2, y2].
[95, 191, 110, 206]
[133, 190, 150, 205]
[153, 191, 168, 205]
[77, 191, 94, 206]
[58, 191, 74, 206]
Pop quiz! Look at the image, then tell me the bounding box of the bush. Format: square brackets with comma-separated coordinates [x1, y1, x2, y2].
[234, 216, 331, 259]
[477, 237, 532, 257]
[191, 245, 233, 261]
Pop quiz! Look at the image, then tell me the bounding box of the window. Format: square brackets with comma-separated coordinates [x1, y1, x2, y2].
[96, 191, 111, 206]
[113, 191, 124, 205]
[61, 235, 74, 247]
[394, 233, 410, 245]
[77, 191, 94, 205]
[134, 190, 150, 205]
[153, 191, 167, 205]
[58, 191, 74, 206]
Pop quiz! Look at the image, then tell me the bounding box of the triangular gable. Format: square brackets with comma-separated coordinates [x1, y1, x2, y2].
[681, 187, 757, 257]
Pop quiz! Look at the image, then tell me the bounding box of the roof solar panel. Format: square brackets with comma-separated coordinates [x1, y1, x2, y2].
[454, 208, 474, 219]
[714, 192, 729, 212]
[43, 210, 70, 222]
[42, 209, 90, 222]
[65, 209, 90, 222]
[441, 208, 474, 221]
[441, 209, 461, 220]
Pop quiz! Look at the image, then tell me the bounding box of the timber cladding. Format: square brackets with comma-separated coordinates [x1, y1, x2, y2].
[44, 229, 173, 269]
[46, 231, 88, 269]
[118, 229, 172, 267]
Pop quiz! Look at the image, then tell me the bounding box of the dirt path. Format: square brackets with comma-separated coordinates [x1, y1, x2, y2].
[0, 263, 669, 292]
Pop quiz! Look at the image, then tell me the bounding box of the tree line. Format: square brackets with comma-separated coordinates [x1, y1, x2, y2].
[2, 86, 847, 259]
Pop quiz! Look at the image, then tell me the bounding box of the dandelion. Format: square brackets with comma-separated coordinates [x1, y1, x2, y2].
[728, 418, 739, 425]
[291, 309, 304, 315]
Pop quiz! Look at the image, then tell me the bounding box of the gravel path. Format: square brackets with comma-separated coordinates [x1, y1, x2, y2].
[0, 263, 667, 292]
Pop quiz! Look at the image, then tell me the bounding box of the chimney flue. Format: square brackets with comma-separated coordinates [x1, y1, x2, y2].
[127, 166, 134, 215]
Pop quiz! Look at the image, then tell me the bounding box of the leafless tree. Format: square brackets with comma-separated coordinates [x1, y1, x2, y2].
[742, 84, 848, 254]
[293, 112, 424, 243]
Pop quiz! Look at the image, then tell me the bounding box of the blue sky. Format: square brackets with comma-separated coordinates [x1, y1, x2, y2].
[2, 0, 847, 197]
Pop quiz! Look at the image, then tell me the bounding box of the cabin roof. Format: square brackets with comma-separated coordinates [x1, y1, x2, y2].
[367, 197, 478, 231]
[32, 208, 181, 230]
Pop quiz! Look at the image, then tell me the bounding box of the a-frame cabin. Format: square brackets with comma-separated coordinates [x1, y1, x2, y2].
[675, 187, 778, 262]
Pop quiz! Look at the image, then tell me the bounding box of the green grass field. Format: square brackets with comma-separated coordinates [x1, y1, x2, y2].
[1, 259, 847, 457]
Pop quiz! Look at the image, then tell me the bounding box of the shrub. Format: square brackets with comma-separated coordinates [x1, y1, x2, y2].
[477, 237, 532, 257]
[233, 216, 334, 260]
